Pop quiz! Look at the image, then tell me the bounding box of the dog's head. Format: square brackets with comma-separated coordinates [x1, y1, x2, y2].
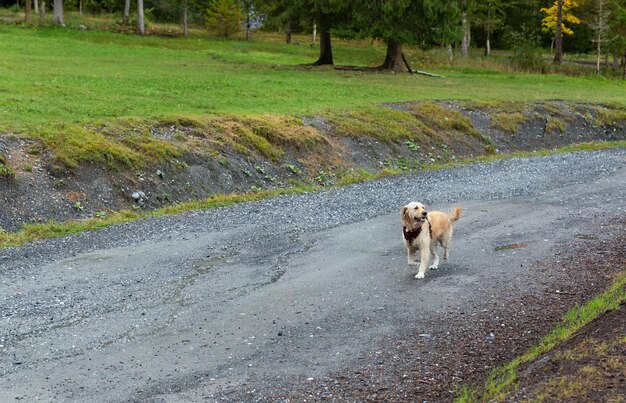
[401, 202, 428, 226]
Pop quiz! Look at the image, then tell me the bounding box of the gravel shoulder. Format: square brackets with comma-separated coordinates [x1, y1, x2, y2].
[1, 149, 625, 401]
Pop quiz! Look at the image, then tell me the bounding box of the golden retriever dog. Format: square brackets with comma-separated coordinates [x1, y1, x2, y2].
[400, 202, 462, 279]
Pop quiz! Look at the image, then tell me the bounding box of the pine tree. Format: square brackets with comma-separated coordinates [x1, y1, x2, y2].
[205, 0, 242, 39]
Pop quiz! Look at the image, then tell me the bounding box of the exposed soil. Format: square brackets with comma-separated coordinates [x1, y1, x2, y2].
[0, 101, 624, 233]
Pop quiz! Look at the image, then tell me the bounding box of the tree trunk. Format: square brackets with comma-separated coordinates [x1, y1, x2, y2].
[34, 0, 39, 14]
[25, 0, 32, 22]
[313, 27, 333, 65]
[312, 22, 317, 44]
[123, 0, 130, 25]
[183, 0, 188, 37]
[612, 49, 619, 72]
[40, 1, 45, 21]
[484, 3, 492, 56]
[461, 9, 470, 58]
[52, 0, 64, 26]
[285, 21, 291, 44]
[136, 0, 145, 35]
[446, 44, 453, 61]
[596, 33, 601, 75]
[554, 0, 563, 64]
[78, 0, 82, 16]
[378, 39, 403, 71]
[245, 7, 250, 40]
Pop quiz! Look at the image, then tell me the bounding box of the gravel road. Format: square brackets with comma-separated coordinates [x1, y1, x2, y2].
[1, 149, 625, 401]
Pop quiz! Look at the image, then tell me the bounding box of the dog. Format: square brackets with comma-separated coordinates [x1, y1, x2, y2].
[400, 202, 462, 279]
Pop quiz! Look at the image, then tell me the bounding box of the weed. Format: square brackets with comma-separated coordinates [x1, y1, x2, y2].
[0, 154, 15, 178]
[314, 170, 334, 186]
[405, 140, 421, 152]
[284, 163, 302, 175]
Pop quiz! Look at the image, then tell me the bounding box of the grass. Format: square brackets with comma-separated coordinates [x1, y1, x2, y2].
[491, 112, 528, 133]
[0, 24, 623, 169]
[456, 269, 626, 402]
[1, 140, 624, 249]
[0, 185, 315, 247]
[1, 25, 625, 133]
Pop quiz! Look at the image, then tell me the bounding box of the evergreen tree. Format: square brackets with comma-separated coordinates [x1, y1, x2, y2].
[205, 0, 241, 38]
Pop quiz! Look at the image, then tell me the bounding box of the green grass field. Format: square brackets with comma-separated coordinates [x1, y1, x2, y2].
[1, 24, 625, 136]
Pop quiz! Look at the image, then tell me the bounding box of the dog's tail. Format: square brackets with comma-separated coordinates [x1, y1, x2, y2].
[449, 205, 462, 223]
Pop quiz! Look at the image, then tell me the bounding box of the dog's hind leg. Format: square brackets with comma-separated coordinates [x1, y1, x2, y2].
[441, 231, 453, 261]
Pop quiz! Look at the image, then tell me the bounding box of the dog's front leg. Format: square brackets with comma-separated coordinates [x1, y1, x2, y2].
[415, 246, 430, 279]
[407, 246, 418, 266]
[429, 242, 440, 269]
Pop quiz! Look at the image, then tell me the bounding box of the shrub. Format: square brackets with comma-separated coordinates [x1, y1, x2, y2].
[205, 0, 241, 39]
[502, 28, 546, 73]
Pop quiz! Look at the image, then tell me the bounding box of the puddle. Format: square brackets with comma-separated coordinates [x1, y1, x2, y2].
[495, 243, 529, 251]
[193, 256, 227, 270]
[575, 234, 597, 240]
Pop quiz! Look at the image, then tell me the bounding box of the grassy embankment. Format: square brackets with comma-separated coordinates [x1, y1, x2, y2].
[456, 270, 626, 402]
[0, 24, 625, 246]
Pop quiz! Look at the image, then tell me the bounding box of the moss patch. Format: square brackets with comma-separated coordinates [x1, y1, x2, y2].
[491, 112, 528, 133]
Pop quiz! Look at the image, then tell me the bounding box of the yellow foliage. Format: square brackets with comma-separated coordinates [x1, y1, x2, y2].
[541, 0, 581, 36]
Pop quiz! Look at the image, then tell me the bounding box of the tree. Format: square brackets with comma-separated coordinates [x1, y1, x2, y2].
[259, 0, 352, 65]
[605, 0, 626, 77]
[473, 0, 507, 56]
[137, 0, 145, 34]
[205, 0, 241, 39]
[308, 0, 352, 65]
[423, 0, 463, 60]
[541, 0, 581, 62]
[123, 0, 130, 25]
[183, 0, 189, 36]
[587, 0, 611, 74]
[53, 0, 64, 26]
[460, 0, 471, 57]
[241, 0, 254, 40]
[24, 0, 32, 22]
[349, 0, 423, 71]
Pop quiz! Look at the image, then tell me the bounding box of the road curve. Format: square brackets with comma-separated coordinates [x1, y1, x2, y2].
[1, 149, 625, 401]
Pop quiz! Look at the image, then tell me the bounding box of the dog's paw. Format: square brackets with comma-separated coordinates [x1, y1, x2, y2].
[428, 264, 438, 270]
[407, 260, 418, 266]
[415, 272, 425, 279]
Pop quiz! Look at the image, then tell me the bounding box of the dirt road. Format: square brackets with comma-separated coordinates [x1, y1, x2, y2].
[1, 150, 625, 401]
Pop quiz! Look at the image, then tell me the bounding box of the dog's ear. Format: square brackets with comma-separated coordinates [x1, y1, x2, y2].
[400, 206, 408, 218]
